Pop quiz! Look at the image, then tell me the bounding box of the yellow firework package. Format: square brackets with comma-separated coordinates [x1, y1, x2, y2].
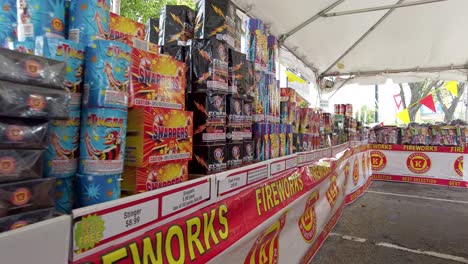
[109, 12, 146, 41]
[122, 161, 188, 194]
[125, 107, 193, 167]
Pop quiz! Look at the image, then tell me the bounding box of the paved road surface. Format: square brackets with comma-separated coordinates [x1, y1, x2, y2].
[312, 181, 468, 264]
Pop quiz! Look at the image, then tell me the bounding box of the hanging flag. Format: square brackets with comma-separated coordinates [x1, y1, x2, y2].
[396, 109, 410, 124]
[393, 94, 402, 109]
[445, 81, 458, 97]
[419, 94, 436, 113]
[286, 70, 307, 84]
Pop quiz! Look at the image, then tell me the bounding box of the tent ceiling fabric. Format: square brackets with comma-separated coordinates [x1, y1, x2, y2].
[234, 0, 468, 82]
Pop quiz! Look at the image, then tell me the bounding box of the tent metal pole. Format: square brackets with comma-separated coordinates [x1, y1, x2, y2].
[322, 0, 448, 17]
[322, 65, 468, 78]
[321, 0, 405, 77]
[278, 0, 344, 44]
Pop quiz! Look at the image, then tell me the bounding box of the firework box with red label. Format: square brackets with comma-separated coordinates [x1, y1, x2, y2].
[189, 38, 229, 93]
[0, 178, 55, 217]
[126, 107, 193, 167]
[280, 101, 296, 125]
[299, 108, 313, 134]
[0, 118, 48, 149]
[159, 5, 195, 46]
[189, 144, 227, 175]
[0, 208, 55, 233]
[122, 160, 188, 194]
[146, 18, 160, 45]
[226, 95, 243, 127]
[130, 48, 186, 109]
[109, 12, 146, 41]
[188, 92, 227, 144]
[227, 142, 243, 169]
[269, 124, 280, 159]
[228, 48, 246, 95]
[243, 140, 254, 165]
[246, 19, 268, 70]
[280, 88, 296, 103]
[0, 150, 44, 183]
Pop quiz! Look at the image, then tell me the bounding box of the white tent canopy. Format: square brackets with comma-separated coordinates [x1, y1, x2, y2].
[233, 0, 468, 85]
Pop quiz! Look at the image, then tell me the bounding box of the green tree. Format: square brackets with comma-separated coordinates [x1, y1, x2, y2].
[398, 81, 443, 122]
[359, 105, 375, 124]
[120, 0, 195, 23]
[435, 82, 465, 123]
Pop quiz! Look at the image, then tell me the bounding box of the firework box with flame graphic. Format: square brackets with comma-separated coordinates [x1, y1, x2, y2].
[246, 19, 268, 71]
[227, 142, 243, 169]
[35, 37, 85, 109]
[109, 12, 146, 41]
[122, 160, 188, 194]
[145, 18, 159, 45]
[228, 48, 246, 95]
[189, 38, 229, 93]
[239, 60, 255, 98]
[159, 5, 195, 46]
[0, 178, 55, 217]
[0, 208, 55, 232]
[17, 0, 66, 41]
[0, 150, 44, 183]
[83, 40, 132, 109]
[68, 0, 110, 46]
[125, 107, 193, 168]
[160, 45, 188, 62]
[129, 48, 186, 109]
[189, 143, 227, 175]
[0, 0, 17, 48]
[226, 94, 243, 127]
[194, 0, 237, 47]
[0, 118, 48, 149]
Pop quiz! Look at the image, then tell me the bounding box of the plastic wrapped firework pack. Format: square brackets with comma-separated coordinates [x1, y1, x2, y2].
[68, 0, 110, 46]
[0, 208, 55, 232]
[0, 150, 44, 183]
[54, 176, 73, 213]
[0, 118, 48, 149]
[8, 40, 35, 54]
[159, 5, 195, 46]
[0, 0, 17, 48]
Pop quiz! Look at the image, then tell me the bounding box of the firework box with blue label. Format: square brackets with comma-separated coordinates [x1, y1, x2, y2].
[0, 178, 55, 217]
[159, 5, 195, 47]
[246, 19, 268, 70]
[228, 48, 245, 95]
[68, 0, 110, 46]
[0, 80, 70, 119]
[76, 173, 120, 207]
[16, 0, 66, 41]
[44, 109, 80, 178]
[54, 176, 73, 213]
[0, 150, 44, 183]
[0, 0, 17, 48]
[35, 37, 85, 109]
[145, 18, 159, 45]
[243, 140, 253, 165]
[0, 208, 55, 232]
[8, 40, 35, 54]
[189, 143, 227, 175]
[83, 40, 131, 109]
[79, 107, 127, 175]
[252, 70, 267, 123]
[125, 107, 193, 168]
[188, 92, 226, 144]
[227, 142, 243, 169]
[0, 118, 48, 149]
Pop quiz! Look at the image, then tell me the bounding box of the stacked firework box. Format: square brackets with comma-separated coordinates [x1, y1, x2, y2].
[0, 48, 69, 231]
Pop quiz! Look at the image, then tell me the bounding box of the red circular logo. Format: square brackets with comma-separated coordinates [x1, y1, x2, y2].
[10, 221, 28, 230]
[11, 188, 31, 206]
[24, 59, 42, 78]
[6, 126, 24, 141]
[51, 18, 64, 32]
[406, 153, 431, 174]
[0, 157, 16, 175]
[454, 156, 463, 177]
[353, 158, 359, 186]
[370, 151, 387, 171]
[28, 95, 46, 111]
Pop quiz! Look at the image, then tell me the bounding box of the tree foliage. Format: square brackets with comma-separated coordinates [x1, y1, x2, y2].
[120, 0, 196, 23]
[435, 82, 465, 123]
[359, 105, 375, 124]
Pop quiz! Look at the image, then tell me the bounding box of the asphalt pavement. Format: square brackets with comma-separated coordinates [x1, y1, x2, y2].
[312, 181, 468, 264]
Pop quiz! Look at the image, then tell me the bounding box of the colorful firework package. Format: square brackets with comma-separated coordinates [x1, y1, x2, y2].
[125, 107, 193, 167]
[0, 80, 70, 119]
[268, 74, 280, 123]
[246, 19, 268, 70]
[160, 45, 188, 62]
[253, 123, 267, 161]
[194, 0, 236, 47]
[8, 40, 35, 54]
[227, 142, 243, 169]
[79, 107, 127, 175]
[130, 48, 186, 109]
[35, 37, 85, 108]
[226, 95, 243, 127]
[76, 173, 120, 207]
[109, 12, 146, 44]
[54, 176, 73, 213]
[122, 160, 188, 194]
[269, 124, 279, 159]
[0, 118, 49, 149]
[280, 101, 296, 125]
[0, 178, 55, 217]
[189, 38, 229, 93]
[188, 92, 226, 144]
[252, 70, 268, 122]
[68, 0, 110, 46]
[293, 133, 303, 153]
[228, 48, 246, 95]
[243, 98, 253, 139]
[267, 35, 277, 74]
[145, 18, 159, 45]
[83, 40, 131, 109]
[0, 0, 17, 48]
[159, 5, 195, 46]
[243, 140, 254, 165]
[189, 143, 227, 175]
[0, 150, 44, 183]
[0, 208, 55, 233]
[0, 48, 66, 90]
[44, 109, 80, 178]
[240, 60, 255, 98]
[16, 0, 66, 41]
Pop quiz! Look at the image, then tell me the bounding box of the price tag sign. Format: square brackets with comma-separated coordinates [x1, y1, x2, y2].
[161, 181, 211, 217]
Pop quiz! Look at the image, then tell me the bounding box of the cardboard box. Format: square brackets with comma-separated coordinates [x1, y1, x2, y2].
[243, 140, 254, 165]
[110, 12, 146, 41]
[145, 18, 160, 45]
[228, 48, 246, 95]
[159, 5, 195, 46]
[126, 107, 193, 167]
[190, 144, 227, 175]
[227, 142, 243, 169]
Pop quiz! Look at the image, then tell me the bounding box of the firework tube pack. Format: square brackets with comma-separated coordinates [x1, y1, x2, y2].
[122, 160, 188, 194]
[79, 107, 127, 175]
[243, 98, 253, 139]
[243, 140, 253, 165]
[0, 150, 44, 183]
[0, 80, 70, 119]
[269, 124, 279, 159]
[44, 109, 80, 178]
[54, 176, 73, 213]
[76, 173, 120, 207]
[189, 143, 227, 175]
[252, 70, 267, 122]
[130, 48, 186, 109]
[189, 92, 227, 144]
[0, 208, 55, 233]
[0, 0, 17, 48]
[194, 0, 236, 47]
[228, 48, 246, 95]
[246, 19, 268, 70]
[0, 118, 49, 149]
[0, 178, 55, 217]
[145, 18, 159, 45]
[125, 107, 193, 167]
[227, 142, 243, 169]
[0, 48, 66, 90]
[159, 5, 195, 46]
[68, 0, 110, 46]
[240, 60, 255, 98]
[83, 40, 131, 109]
[16, 0, 66, 41]
[35, 37, 85, 108]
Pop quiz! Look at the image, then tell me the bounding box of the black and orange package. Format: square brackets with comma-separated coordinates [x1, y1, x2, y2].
[0, 208, 55, 233]
[228, 48, 246, 95]
[146, 18, 160, 45]
[189, 144, 227, 175]
[159, 5, 195, 46]
[0, 119, 49, 149]
[0, 150, 44, 183]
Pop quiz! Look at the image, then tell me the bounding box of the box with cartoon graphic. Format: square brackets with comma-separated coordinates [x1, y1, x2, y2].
[125, 107, 193, 167]
[122, 160, 188, 194]
[0, 150, 44, 183]
[188, 92, 226, 144]
[17, 0, 66, 41]
[130, 48, 186, 109]
[68, 0, 110, 45]
[159, 5, 195, 46]
[0, 118, 48, 149]
[189, 144, 227, 175]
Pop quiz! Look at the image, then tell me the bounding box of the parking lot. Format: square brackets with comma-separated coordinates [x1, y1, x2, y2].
[313, 181, 468, 264]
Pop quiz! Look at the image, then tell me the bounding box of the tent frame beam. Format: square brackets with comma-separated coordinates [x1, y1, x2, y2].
[322, 0, 448, 17]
